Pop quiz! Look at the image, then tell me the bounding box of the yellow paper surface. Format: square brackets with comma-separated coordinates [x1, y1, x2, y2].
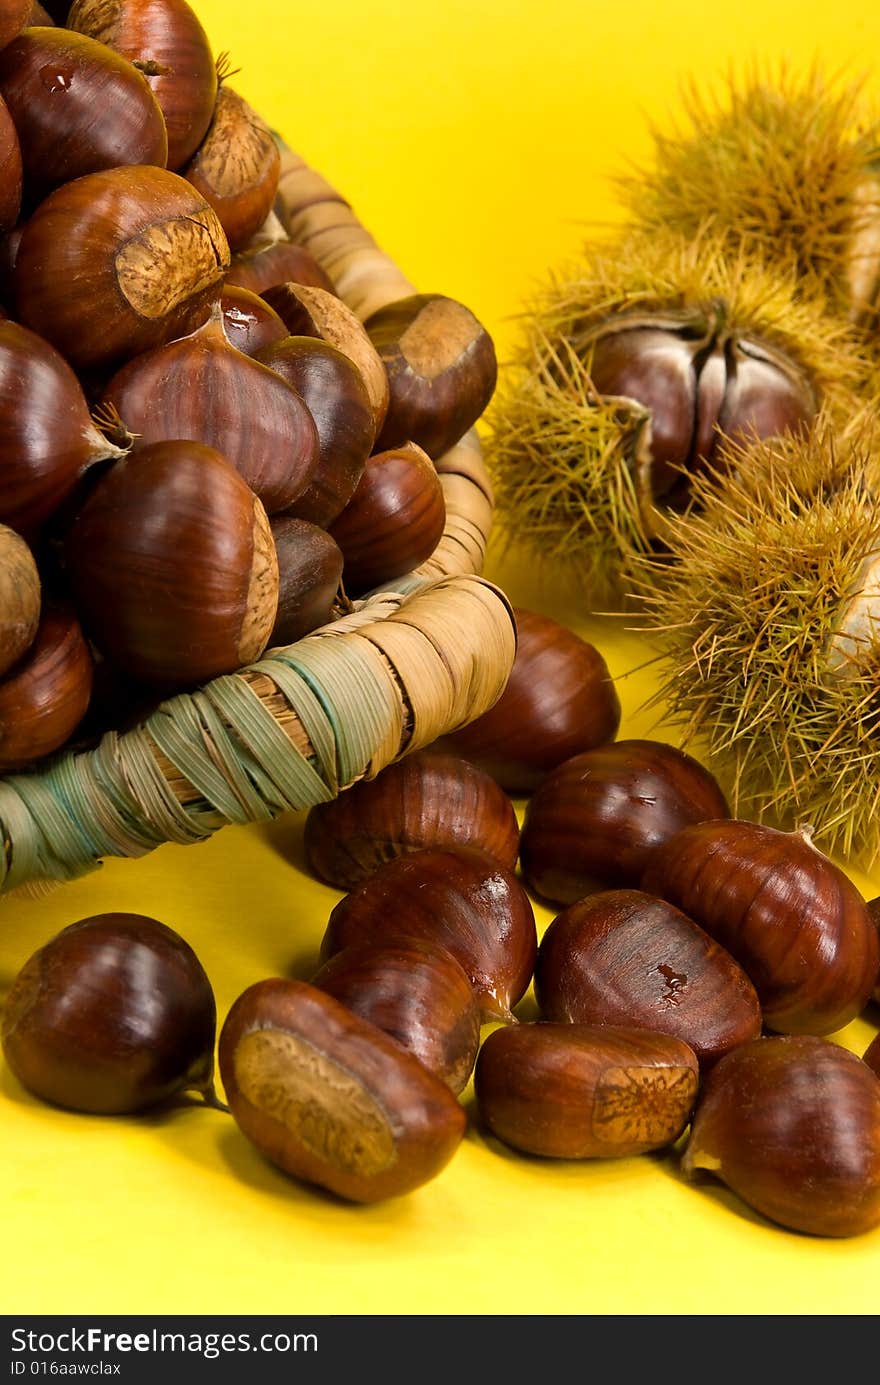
[3, 0, 880, 1317]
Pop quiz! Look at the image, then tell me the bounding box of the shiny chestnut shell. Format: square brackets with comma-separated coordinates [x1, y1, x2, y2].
[534, 889, 762, 1066]
[220, 284, 288, 358]
[0, 605, 93, 770]
[268, 516, 343, 647]
[182, 86, 280, 252]
[519, 739, 730, 905]
[641, 820, 880, 1036]
[303, 749, 520, 889]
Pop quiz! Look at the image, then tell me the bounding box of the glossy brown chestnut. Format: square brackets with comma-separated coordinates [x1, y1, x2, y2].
[0, 522, 39, 677]
[312, 936, 481, 1095]
[864, 1032, 880, 1079]
[268, 516, 343, 647]
[219, 978, 466, 1203]
[261, 282, 389, 431]
[0, 90, 21, 231]
[226, 237, 335, 297]
[16, 165, 230, 370]
[0, 220, 21, 305]
[2, 913, 218, 1113]
[182, 85, 280, 251]
[0, 605, 92, 769]
[519, 739, 730, 905]
[475, 1023, 700, 1158]
[321, 845, 538, 1022]
[866, 897, 880, 1004]
[439, 608, 622, 793]
[534, 889, 762, 1066]
[329, 443, 446, 593]
[304, 749, 520, 889]
[220, 284, 288, 357]
[0, 27, 168, 204]
[0, 0, 32, 51]
[65, 439, 278, 688]
[641, 820, 880, 1036]
[682, 1036, 880, 1237]
[0, 320, 127, 535]
[67, 0, 217, 170]
[365, 293, 497, 459]
[257, 336, 375, 527]
[101, 305, 319, 514]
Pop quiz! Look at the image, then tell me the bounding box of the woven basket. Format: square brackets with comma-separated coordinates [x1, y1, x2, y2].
[0, 146, 516, 900]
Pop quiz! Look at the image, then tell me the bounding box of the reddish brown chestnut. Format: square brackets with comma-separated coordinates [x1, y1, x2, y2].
[303, 749, 520, 889]
[439, 608, 622, 793]
[268, 516, 343, 647]
[312, 936, 481, 1095]
[225, 236, 335, 297]
[182, 86, 280, 251]
[320, 845, 538, 1023]
[0, 27, 168, 204]
[0, 523, 40, 677]
[220, 284, 288, 358]
[16, 165, 230, 370]
[257, 336, 375, 528]
[475, 1023, 700, 1158]
[682, 1036, 880, 1237]
[65, 440, 278, 688]
[519, 739, 730, 906]
[329, 443, 446, 594]
[219, 978, 466, 1203]
[0, 605, 93, 770]
[0, 90, 21, 232]
[0, 0, 29, 49]
[534, 889, 762, 1066]
[2, 913, 218, 1113]
[365, 293, 497, 459]
[864, 1032, 880, 1079]
[866, 897, 880, 1005]
[641, 820, 880, 1036]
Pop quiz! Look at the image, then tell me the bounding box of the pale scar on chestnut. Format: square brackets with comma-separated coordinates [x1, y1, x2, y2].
[592, 1065, 698, 1143]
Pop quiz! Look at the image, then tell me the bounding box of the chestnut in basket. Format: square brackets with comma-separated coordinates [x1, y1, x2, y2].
[329, 443, 446, 593]
[0, 605, 93, 772]
[0, 523, 39, 678]
[182, 86, 280, 252]
[268, 517, 343, 647]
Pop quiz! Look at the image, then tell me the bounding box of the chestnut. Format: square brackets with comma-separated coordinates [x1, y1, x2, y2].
[219, 978, 466, 1203]
[268, 517, 343, 647]
[225, 237, 335, 297]
[0, 27, 168, 205]
[303, 749, 520, 889]
[0, 89, 21, 232]
[866, 896, 880, 1004]
[65, 439, 278, 688]
[256, 336, 375, 528]
[519, 739, 730, 905]
[475, 1024, 699, 1158]
[2, 912, 218, 1114]
[0, 0, 29, 49]
[320, 845, 538, 1022]
[0, 605, 93, 771]
[329, 443, 446, 594]
[534, 889, 762, 1066]
[864, 1032, 880, 1080]
[0, 523, 40, 677]
[641, 820, 880, 1035]
[16, 164, 230, 370]
[182, 86, 280, 252]
[681, 1036, 880, 1237]
[438, 607, 622, 793]
[312, 936, 481, 1094]
[365, 293, 498, 459]
[220, 284, 288, 358]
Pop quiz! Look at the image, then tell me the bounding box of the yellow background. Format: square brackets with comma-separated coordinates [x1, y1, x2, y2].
[4, 0, 880, 1317]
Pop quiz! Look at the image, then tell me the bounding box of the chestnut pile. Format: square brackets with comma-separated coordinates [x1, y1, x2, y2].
[0, 0, 497, 773]
[4, 605, 880, 1240]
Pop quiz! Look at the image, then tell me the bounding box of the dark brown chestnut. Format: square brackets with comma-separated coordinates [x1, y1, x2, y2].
[866, 896, 880, 1005]
[67, 0, 217, 171]
[312, 936, 481, 1095]
[16, 164, 230, 370]
[534, 889, 762, 1066]
[65, 439, 278, 688]
[475, 1023, 700, 1158]
[864, 1032, 880, 1079]
[0, 89, 21, 232]
[641, 820, 880, 1036]
[220, 283, 288, 358]
[365, 292, 497, 459]
[439, 608, 622, 793]
[0, 522, 40, 677]
[261, 281, 389, 431]
[268, 516, 343, 647]
[320, 845, 538, 1023]
[0, 0, 29, 48]
[101, 305, 320, 515]
[182, 85, 280, 252]
[329, 443, 446, 594]
[682, 1036, 880, 1237]
[303, 748, 521, 889]
[0, 27, 168, 205]
[226, 235, 335, 297]
[0, 604, 93, 770]
[219, 977, 466, 1203]
[2, 912, 219, 1113]
[257, 336, 375, 528]
[519, 738, 730, 906]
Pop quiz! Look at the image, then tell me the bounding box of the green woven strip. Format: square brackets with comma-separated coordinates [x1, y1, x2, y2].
[204, 676, 335, 809]
[147, 696, 264, 824]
